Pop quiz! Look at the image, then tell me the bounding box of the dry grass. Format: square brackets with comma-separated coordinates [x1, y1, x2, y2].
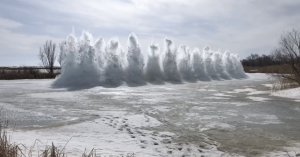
[0, 119, 67, 157]
[0, 67, 59, 80]
[243, 64, 293, 74]
[0, 128, 21, 157]
[39, 143, 66, 157]
[0, 129, 90, 157]
[271, 76, 300, 91]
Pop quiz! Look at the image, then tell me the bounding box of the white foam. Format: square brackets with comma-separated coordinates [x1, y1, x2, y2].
[53, 32, 247, 89]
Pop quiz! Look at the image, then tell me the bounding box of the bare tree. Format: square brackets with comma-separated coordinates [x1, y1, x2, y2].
[58, 41, 67, 66]
[39, 40, 56, 75]
[275, 29, 300, 85]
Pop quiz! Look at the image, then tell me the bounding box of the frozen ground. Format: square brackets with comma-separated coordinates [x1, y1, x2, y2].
[0, 73, 300, 156]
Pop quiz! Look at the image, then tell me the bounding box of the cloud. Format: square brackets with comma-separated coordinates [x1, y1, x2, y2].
[0, 17, 23, 29]
[0, 0, 300, 65]
[0, 17, 61, 66]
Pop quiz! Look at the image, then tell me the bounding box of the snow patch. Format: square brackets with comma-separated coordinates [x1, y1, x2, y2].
[213, 93, 234, 97]
[205, 96, 230, 100]
[247, 90, 269, 95]
[125, 114, 162, 128]
[271, 87, 300, 102]
[233, 88, 257, 93]
[264, 142, 300, 157]
[263, 84, 273, 88]
[27, 92, 80, 100]
[247, 96, 270, 102]
[200, 122, 235, 131]
[244, 114, 282, 125]
[151, 106, 172, 112]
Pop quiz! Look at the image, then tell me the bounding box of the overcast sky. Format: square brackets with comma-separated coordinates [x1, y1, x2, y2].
[0, 0, 300, 66]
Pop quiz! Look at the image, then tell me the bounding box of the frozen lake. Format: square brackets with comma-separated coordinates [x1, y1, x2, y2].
[0, 73, 300, 156]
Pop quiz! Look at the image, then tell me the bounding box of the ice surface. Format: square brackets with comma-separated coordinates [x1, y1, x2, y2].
[53, 32, 247, 88]
[2, 74, 300, 156]
[243, 114, 282, 125]
[9, 110, 231, 157]
[199, 122, 236, 131]
[264, 142, 300, 157]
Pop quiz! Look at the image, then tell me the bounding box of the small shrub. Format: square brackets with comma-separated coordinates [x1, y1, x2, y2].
[40, 143, 65, 157]
[272, 76, 299, 91]
[0, 121, 21, 157]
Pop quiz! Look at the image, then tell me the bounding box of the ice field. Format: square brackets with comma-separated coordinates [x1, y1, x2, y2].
[0, 74, 300, 156]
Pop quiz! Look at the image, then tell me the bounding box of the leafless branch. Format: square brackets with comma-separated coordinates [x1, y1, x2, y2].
[39, 40, 56, 74]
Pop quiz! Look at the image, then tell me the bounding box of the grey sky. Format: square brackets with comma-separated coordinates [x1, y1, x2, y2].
[0, 0, 299, 66]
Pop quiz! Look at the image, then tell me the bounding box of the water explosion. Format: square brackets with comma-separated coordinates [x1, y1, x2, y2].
[53, 32, 247, 88]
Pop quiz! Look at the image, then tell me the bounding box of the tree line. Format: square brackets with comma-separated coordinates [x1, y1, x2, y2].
[241, 53, 285, 67]
[242, 29, 300, 85]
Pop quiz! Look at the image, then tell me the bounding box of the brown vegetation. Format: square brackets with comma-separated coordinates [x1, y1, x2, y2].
[0, 67, 59, 80]
[272, 76, 299, 91]
[243, 64, 293, 74]
[0, 122, 20, 157]
[274, 29, 300, 85]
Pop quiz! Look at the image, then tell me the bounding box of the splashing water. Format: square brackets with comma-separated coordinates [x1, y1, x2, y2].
[145, 44, 164, 84]
[53, 32, 247, 88]
[178, 46, 196, 82]
[162, 39, 182, 83]
[125, 34, 146, 86]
